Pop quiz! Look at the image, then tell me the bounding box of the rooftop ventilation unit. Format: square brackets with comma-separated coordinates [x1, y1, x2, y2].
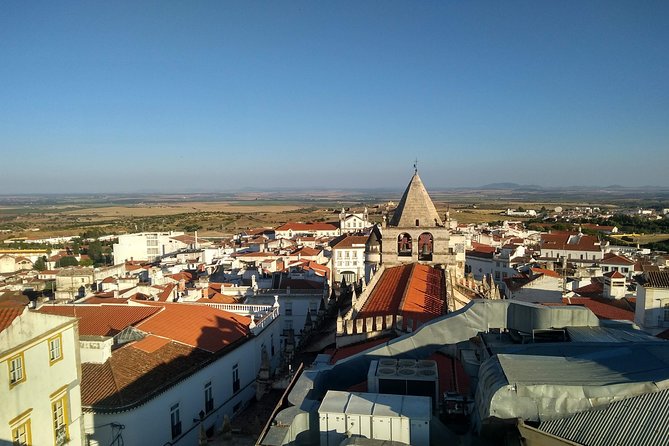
[368, 359, 439, 404]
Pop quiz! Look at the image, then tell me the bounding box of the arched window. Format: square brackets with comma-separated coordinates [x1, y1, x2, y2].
[398, 233, 412, 257]
[418, 232, 433, 261]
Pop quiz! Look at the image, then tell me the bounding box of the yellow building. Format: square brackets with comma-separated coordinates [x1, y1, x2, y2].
[1, 307, 82, 446]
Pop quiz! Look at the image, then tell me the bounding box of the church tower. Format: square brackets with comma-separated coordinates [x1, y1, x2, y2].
[380, 168, 462, 274]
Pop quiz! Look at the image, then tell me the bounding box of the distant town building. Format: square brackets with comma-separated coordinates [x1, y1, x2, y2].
[112, 231, 192, 263]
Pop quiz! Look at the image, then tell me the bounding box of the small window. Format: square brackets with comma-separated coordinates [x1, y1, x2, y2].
[204, 382, 214, 413]
[170, 403, 181, 438]
[49, 334, 63, 364]
[664, 304, 669, 322]
[271, 334, 275, 356]
[10, 413, 31, 446]
[284, 302, 292, 316]
[52, 395, 69, 445]
[415, 219, 419, 226]
[8, 353, 25, 386]
[232, 364, 240, 393]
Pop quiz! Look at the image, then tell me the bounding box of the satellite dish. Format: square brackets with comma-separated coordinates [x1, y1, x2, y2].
[554, 206, 563, 213]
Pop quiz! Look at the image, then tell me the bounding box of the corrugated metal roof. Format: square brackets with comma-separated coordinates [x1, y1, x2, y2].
[539, 388, 669, 446]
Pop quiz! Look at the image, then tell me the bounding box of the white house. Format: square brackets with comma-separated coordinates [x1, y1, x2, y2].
[331, 235, 368, 284]
[600, 252, 636, 279]
[275, 222, 339, 239]
[635, 271, 669, 334]
[39, 301, 281, 446]
[540, 232, 603, 261]
[502, 268, 563, 303]
[1, 307, 83, 446]
[338, 208, 373, 234]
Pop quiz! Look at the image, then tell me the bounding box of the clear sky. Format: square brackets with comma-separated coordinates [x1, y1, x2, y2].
[1, 1, 668, 193]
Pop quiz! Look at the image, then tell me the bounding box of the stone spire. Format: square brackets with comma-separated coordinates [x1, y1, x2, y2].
[389, 171, 443, 227]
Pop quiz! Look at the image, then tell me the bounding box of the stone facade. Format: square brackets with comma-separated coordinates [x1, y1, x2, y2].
[378, 171, 463, 277]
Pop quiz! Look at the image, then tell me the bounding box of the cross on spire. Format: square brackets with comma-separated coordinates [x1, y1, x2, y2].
[413, 158, 418, 174]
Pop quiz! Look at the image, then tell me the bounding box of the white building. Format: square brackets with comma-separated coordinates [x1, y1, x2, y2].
[338, 208, 373, 234]
[502, 268, 563, 303]
[112, 231, 189, 263]
[635, 271, 669, 334]
[275, 222, 340, 239]
[1, 307, 83, 446]
[331, 235, 368, 284]
[39, 301, 281, 446]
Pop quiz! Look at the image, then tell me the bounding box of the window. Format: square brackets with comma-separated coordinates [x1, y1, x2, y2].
[8, 353, 25, 386]
[271, 334, 275, 356]
[309, 302, 318, 315]
[10, 410, 32, 446]
[285, 319, 293, 330]
[664, 303, 669, 322]
[49, 334, 63, 364]
[170, 403, 181, 438]
[52, 395, 69, 445]
[204, 382, 214, 413]
[232, 364, 240, 393]
[284, 302, 292, 316]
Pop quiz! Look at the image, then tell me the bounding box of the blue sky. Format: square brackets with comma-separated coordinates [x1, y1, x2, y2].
[1, 1, 668, 193]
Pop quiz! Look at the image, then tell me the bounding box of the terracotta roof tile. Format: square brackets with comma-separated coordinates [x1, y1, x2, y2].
[562, 297, 634, 321]
[602, 253, 635, 265]
[531, 267, 561, 278]
[37, 305, 160, 336]
[136, 302, 250, 353]
[604, 271, 625, 279]
[333, 236, 369, 249]
[638, 271, 669, 288]
[81, 340, 209, 410]
[131, 334, 171, 353]
[0, 307, 24, 332]
[358, 264, 444, 329]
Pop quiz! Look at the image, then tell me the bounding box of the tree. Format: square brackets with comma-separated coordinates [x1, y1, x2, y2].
[57, 256, 79, 267]
[80, 258, 94, 267]
[33, 256, 47, 271]
[86, 240, 105, 265]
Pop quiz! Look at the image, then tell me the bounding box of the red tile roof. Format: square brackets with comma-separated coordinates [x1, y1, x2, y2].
[328, 336, 393, 364]
[0, 307, 24, 333]
[561, 297, 634, 321]
[541, 232, 601, 252]
[601, 253, 635, 265]
[531, 267, 561, 278]
[81, 340, 209, 410]
[604, 271, 625, 279]
[358, 264, 444, 329]
[131, 334, 171, 353]
[136, 302, 250, 353]
[289, 246, 321, 257]
[573, 279, 604, 298]
[333, 236, 369, 249]
[37, 305, 160, 336]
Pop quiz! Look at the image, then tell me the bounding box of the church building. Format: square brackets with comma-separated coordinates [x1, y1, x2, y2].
[379, 169, 465, 277]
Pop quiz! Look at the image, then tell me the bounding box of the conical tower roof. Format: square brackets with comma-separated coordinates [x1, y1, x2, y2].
[389, 172, 443, 227]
